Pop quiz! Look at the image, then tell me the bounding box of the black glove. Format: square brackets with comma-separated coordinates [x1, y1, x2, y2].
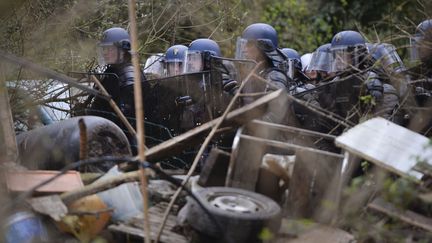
[222, 79, 238, 93]
[175, 96, 193, 107]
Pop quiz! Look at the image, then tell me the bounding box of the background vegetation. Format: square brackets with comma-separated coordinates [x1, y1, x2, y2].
[1, 0, 431, 78]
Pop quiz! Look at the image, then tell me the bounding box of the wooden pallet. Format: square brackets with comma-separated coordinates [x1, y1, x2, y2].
[108, 202, 187, 243]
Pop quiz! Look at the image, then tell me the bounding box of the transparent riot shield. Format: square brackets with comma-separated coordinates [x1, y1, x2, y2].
[316, 74, 365, 124]
[144, 69, 224, 136]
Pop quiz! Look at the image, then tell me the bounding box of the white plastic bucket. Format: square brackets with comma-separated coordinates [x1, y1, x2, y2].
[96, 165, 143, 222]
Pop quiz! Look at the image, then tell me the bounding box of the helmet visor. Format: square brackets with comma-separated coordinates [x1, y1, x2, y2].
[330, 46, 353, 73]
[307, 51, 332, 73]
[144, 54, 164, 79]
[409, 37, 420, 62]
[235, 37, 248, 60]
[166, 62, 183, 76]
[97, 43, 123, 65]
[375, 44, 405, 72]
[183, 51, 203, 73]
[286, 59, 294, 79]
[235, 37, 265, 60]
[410, 35, 432, 63]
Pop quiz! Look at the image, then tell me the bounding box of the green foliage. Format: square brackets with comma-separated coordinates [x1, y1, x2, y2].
[361, 160, 370, 173]
[260, 0, 333, 53]
[359, 94, 376, 106]
[258, 227, 274, 241]
[383, 177, 417, 209]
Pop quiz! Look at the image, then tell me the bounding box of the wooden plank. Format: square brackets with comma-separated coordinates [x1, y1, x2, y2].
[145, 89, 285, 162]
[5, 170, 84, 193]
[288, 148, 343, 223]
[197, 148, 231, 187]
[109, 203, 187, 243]
[239, 135, 343, 158]
[247, 119, 336, 140]
[368, 197, 432, 232]
[335, 117, 432, 180]
[0, 79, 18, 164]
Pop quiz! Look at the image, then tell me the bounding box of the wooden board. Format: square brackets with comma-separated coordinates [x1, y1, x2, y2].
[108, 203, 187, 243]
[288, 148, 343, 223]
[335, 117, 432, 180]
[227, 133, 343, 192]
[198, 148, 230, 187]
[6, 170, 84, 193]
[0, 80, 18, 164]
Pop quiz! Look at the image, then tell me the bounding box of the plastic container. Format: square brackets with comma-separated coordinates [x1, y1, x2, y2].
[96, 165, 143, 222]
[4, 211, 48, 243]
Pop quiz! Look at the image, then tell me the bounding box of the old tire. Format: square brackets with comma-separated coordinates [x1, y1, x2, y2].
[185, 187, 281, 243]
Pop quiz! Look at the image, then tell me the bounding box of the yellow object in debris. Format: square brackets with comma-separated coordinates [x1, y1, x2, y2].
[56, 195, 111, 243]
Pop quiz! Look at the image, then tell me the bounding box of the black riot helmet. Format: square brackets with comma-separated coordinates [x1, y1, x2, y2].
[330, 30, 368, 73]
[98, 27, 131, 66]
[164, 45, 188, 76]
[236, 23, 278, 60]
[410, 19, 432, 63]
[236, 23, 287, 72]
[183, 38, 222, 73]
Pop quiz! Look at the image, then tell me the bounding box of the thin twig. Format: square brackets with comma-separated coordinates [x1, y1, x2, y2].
[128, 1, 152, 243]
[78, 118, 88, 172]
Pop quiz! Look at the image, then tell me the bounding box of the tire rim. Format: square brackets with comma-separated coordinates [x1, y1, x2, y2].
[208, 194, 263, 214]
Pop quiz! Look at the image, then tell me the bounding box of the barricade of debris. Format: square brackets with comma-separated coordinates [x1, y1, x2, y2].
[2, 71, 432, 243]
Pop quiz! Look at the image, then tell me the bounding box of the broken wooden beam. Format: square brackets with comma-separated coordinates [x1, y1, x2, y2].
[60, 171, 140, 204]
[368, 197, 432, 232]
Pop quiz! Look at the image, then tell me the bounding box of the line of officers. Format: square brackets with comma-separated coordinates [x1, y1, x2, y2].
[86, 20, 432, 146]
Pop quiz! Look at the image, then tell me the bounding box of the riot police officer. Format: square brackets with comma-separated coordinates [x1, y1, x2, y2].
[164, 44, 188, 77]
[143, 53, 165, 79]
[236, 23, 292, 103]
[184, 38, 238, 94]
[407, 19, 432, 135]
[281, 48, 309, 84]
[409, 19, 432, 106]
[234, 23, 301, 128]
[365, 43, 404, 122]
[324, 30, 389, 121]
[307, 43, 333, 84]
[90, 27, 148, 118]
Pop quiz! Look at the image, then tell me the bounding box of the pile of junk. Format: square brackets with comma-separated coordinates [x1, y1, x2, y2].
[0, 87, 354, 243]
[2, 70, 432, 243]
